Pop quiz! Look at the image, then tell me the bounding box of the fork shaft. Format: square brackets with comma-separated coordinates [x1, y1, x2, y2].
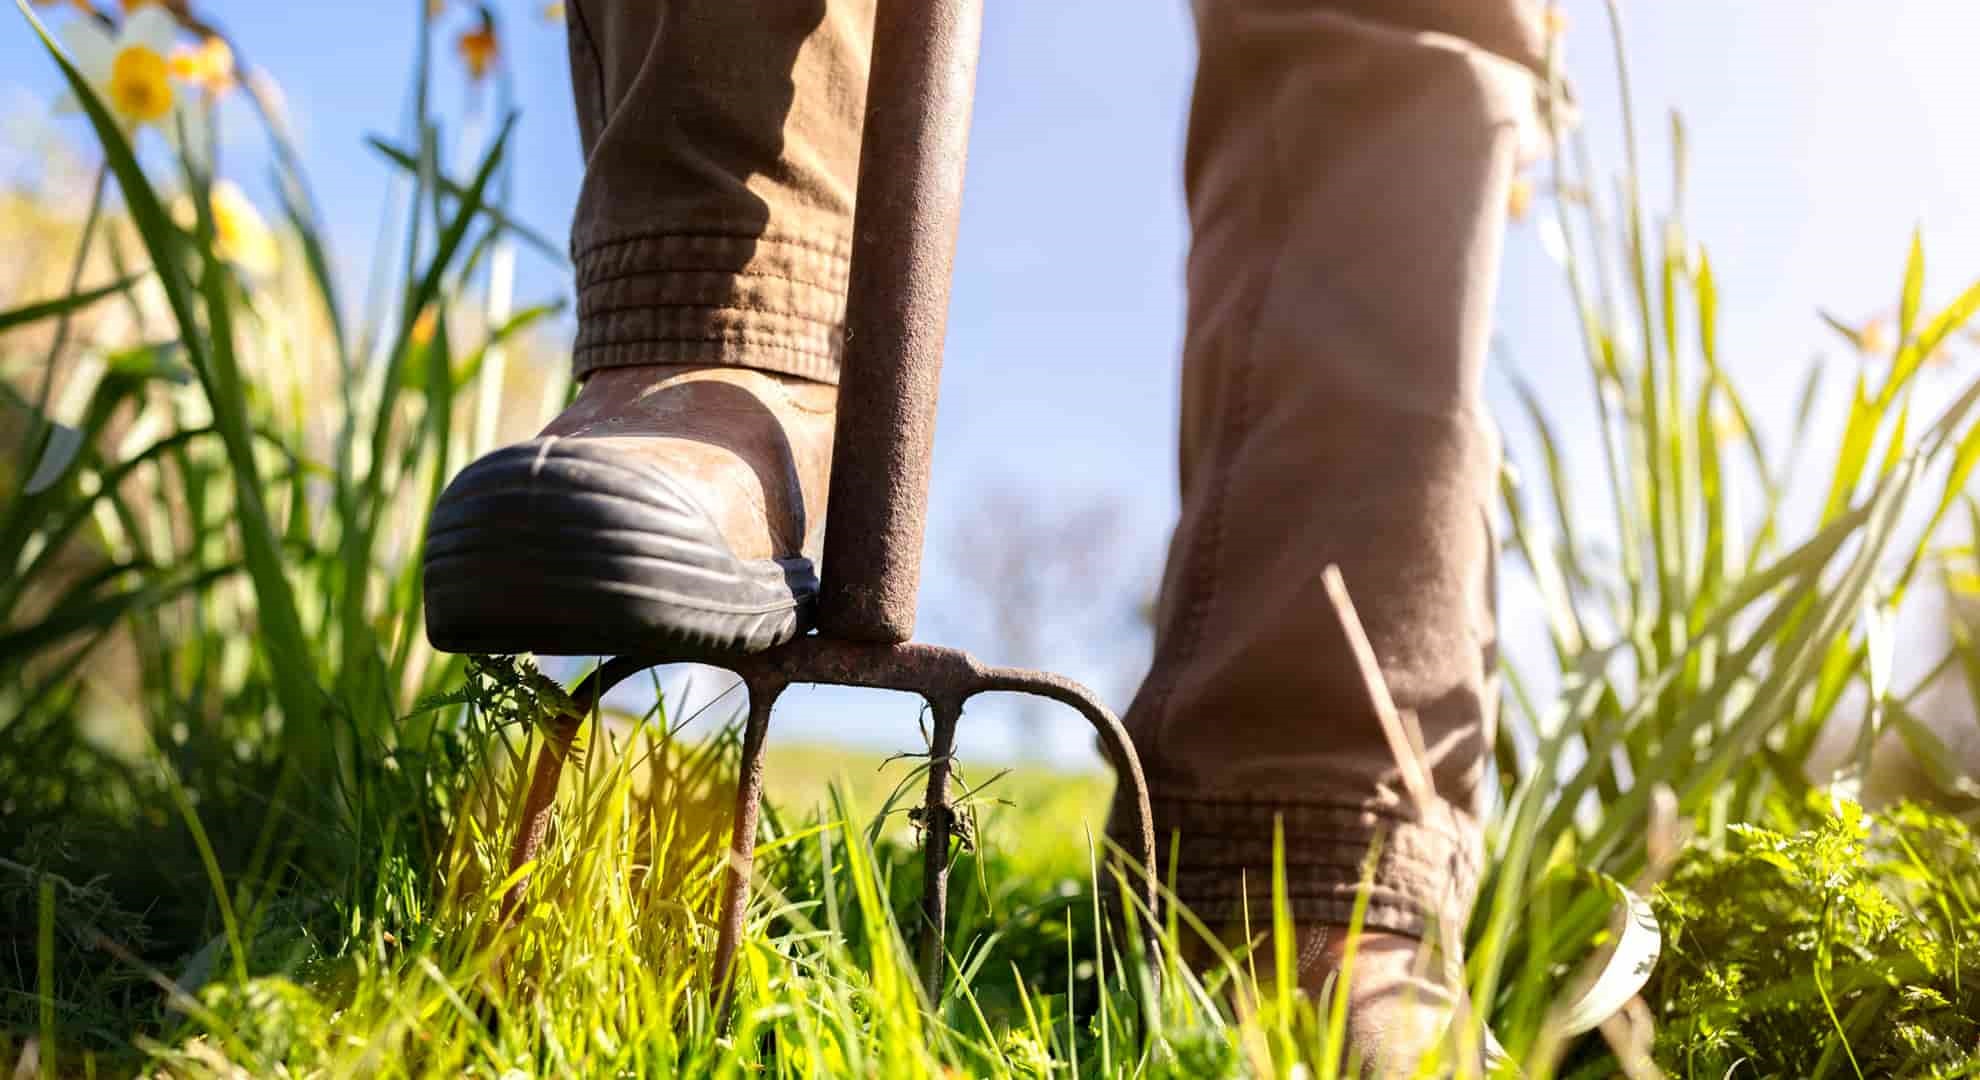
[818, 0, 984, 642]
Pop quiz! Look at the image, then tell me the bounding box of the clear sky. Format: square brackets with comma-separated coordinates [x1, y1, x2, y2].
[9, 1, 1980, 764]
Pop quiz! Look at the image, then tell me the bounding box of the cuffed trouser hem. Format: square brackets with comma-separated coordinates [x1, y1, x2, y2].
[572, 229, 851, 385]
[1114, 792, 1481, 941]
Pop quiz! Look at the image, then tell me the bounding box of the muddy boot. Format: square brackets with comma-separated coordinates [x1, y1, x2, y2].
[423, 363, 836, 656]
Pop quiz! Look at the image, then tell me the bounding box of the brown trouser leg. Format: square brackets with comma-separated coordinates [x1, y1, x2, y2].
[1118, 3, 1541, 941]
[563, 0, 1539, 943]
[563, 0, 874, 384]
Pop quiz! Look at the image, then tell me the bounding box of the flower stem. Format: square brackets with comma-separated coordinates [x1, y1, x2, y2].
[13, 163, 110, 488]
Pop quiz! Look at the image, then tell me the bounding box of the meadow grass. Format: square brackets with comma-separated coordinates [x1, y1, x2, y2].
[7, 1, 1980, 1075]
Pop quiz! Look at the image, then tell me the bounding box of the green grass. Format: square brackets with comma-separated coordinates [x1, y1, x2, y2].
[8, 1, 1980, 1076]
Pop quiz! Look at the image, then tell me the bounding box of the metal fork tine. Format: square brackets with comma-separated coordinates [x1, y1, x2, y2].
[712, 679, 780, 1025]
[503, 656, 648, 919]
[503, 641, 1160, 1029]
[917, 697, 963, 1000]
[503, 709, 583, 920]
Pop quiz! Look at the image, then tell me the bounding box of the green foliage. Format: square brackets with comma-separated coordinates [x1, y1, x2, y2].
[8, 0, 1980, 1076]
[1, 0, 557, 1065]
[1651, 798, 1980, 1078]
[1481, 17, 1980, 1073]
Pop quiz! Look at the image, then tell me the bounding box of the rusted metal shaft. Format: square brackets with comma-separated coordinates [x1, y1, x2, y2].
[818, 0, 985, 643]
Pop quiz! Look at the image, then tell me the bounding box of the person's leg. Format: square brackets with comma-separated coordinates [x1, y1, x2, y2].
[425, 0, 874, 656]
[1116, 0, 1543, 1068]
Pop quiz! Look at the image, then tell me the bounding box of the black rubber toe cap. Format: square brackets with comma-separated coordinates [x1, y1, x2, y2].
[422, 437, 816, 656]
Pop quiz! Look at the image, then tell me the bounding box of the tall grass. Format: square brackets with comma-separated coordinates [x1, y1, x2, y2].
[6, 2, 1980, 1076]
[3, 0, 564, 1049]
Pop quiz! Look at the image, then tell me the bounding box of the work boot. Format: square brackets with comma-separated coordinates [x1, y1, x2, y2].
[1201, 923, 1500, 1076]
[423, 364, 836, 656]
[1297, 927, 1505, 1076]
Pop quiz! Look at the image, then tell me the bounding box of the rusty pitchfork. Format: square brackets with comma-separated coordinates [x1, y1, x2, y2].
[498, 0, 1161, 1011]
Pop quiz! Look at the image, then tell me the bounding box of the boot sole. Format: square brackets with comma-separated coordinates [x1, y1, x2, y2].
[422, 438, 816, 656]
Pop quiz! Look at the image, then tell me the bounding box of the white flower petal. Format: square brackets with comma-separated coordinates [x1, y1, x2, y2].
[123, 7, 181, 58]
[61, 17, 118, 85]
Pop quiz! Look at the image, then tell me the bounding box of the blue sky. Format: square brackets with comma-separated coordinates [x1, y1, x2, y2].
[9, 1, 1980, 764]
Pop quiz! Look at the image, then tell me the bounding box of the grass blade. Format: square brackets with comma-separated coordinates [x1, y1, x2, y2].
[0, 275, 142, 334]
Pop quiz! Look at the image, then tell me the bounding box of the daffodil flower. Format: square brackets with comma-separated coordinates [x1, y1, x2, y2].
[170, 180, 279, 273]
[457, 14, 498, 83]
[208, 180, 278, 275]
[1506, 175, 1533, 222]
[169, 34, 235, 99]
[59, 7, 211, 168]
[1857, 318, 1892, 359]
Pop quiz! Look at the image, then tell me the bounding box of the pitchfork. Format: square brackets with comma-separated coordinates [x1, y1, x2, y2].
[498, 0, 1161, 1012]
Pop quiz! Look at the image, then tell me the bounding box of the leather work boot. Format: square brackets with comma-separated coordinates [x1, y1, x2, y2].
[423, 364, 836, 656]
[1298, 928, 1505, 1076]
[1207, 925, 1503, 1076]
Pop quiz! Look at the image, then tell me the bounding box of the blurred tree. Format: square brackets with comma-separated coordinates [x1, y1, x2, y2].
[942, 487, 1153, 759]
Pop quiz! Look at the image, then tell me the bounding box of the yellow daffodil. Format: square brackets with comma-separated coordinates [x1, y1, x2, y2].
[1856, 317, 1891, 358]
[208, 181, 278, 275]
[1544, 5, 1568, 40]
[1507, 175, 1533, 221]
[542, 1, 565, 21]
[457, 14, 498, 83]
[66, 7, 178, 126]
[169, 34, 234, 98]
[59, 6, 210, 164]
